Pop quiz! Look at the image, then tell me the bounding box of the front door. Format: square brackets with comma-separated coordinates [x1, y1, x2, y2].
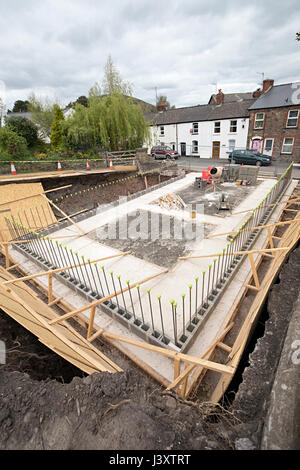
[180, 142, 186, 156]
[252, 139, 262, 153]
[212, 141, 220, 159]
[263, 138, 274, 156]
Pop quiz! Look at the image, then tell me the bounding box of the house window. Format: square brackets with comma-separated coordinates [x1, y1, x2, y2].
[214, 121, 221, 133]
[228, 140, 236, 152]
[281, 137, 294, 154]
[159, 126, 164, 136]
[254, 112, 265, 129]
[286, 110, 299, 128]
[192, 140, 198, 153]
[230, 120, 237, 133]
[192, 122, 198, 134]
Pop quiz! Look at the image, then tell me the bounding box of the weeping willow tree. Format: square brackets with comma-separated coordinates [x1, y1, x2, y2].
[63, 56, 150, 151]
[64, 87, 150, 151]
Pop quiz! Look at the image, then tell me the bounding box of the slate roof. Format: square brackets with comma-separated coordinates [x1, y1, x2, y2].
[249, 83, 300, 110]
[209, 92, 254, 104]
[145, 99, 255, 125]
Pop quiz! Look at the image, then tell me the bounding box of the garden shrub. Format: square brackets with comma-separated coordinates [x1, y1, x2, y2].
[0, 127, 28, 159]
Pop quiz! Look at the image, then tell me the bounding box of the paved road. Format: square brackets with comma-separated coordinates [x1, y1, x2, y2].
[176, 156, 300, 178]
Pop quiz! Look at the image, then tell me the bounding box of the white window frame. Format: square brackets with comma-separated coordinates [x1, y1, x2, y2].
[286, 110, 299, 128]
[159, 126, 165, 136]
[228, 139, 236, 152]
[192, 122, 198, 134]
[254, 112, 265, 129]
[230, 120, 237, 133]
[214, 121, 221, 133]
[192, 140, 198, 153]
[281, 137, 294, 154]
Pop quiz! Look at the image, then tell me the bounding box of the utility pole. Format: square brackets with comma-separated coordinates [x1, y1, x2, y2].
[155, 87, 158, 105]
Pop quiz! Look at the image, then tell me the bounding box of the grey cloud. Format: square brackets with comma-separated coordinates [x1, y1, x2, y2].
[0, 0, 299, 110]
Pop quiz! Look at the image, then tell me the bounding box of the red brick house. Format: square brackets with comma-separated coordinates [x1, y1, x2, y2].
[247, 79, 300, 161]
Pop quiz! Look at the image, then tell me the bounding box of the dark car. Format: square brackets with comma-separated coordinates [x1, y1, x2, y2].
[150, 145, 179, 160]
[228, 149, 271, 166]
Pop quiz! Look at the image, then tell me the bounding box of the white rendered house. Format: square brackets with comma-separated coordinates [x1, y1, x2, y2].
[145, 92, 256, 159]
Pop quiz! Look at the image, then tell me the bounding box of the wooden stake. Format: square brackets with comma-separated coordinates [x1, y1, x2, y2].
[267, 226, 274, 249]
[4, 245, 9, 269]
[87, 305, 97, 340]
[179, 247, 289, 260]
[48, 272, 53, 304]
[208, 218, 300, 239]
[87, 329, 235, 374]
[49, 269, 168, 326]
[42, 195, 85, 235]
[6, 263, 19, 271]
[3, 251, 131, 286]
[248, 253, 260, 289]
[48, 296, 63, 307]
[217, 342, 232, 353]
[3, 233, 87, 245]
[166, 322, 235, 392]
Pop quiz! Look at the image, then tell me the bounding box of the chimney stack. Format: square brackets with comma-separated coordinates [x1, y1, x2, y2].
[262, 78, 274, 94]
[157, 102, 168, 112]
[215, 89, 224, 105]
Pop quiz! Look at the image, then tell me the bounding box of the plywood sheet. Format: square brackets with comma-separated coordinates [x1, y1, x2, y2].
[0, 267, 120, 374]
[0, 183, 57, 242]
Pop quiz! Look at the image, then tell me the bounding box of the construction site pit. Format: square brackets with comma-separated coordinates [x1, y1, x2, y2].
[6, 170, 296, 392]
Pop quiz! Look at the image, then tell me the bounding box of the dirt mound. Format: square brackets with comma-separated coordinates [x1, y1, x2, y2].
[0, 369, 225, 450]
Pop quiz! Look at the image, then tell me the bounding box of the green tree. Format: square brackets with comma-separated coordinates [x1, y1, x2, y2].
[63, 59, 149, 152]
[27, 93, 56, 139]
[102, 55, 133, 96]
[0, 127, 28, 158]
[64, 91, 149, 152]
[296, 32, 300, 41]
[6, 116, 38, 147]
[50, 105, 65, 149]
[76, 95, 88, 107]
[12, 100, 30, 113]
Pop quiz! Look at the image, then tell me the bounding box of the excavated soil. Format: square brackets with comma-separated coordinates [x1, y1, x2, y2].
[43, 172, 170, 216]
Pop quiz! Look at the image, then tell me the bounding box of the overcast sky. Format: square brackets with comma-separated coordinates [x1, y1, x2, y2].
[0, 0, 299, 110]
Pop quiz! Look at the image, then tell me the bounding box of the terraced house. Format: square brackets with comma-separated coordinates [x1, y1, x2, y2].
[146, 79, 300, 162]
[247, 79, 300, 161]
[146, 90, 256, 159]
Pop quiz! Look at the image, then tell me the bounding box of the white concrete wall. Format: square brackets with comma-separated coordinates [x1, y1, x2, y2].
[177, 118, 249, 159]
[146, 118, 250, 159]
[148, 123, 177, 152]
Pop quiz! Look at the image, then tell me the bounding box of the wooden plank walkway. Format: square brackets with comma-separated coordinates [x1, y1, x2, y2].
[0, 166, 137, 184]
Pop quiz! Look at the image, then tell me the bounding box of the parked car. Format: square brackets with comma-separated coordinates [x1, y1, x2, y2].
[228, 149, 272, 166]
[150, 145, 179, 160]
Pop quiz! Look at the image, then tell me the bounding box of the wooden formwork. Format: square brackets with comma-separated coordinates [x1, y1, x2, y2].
[0, 266, 121, 375]
[0, 183, 57, 242]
